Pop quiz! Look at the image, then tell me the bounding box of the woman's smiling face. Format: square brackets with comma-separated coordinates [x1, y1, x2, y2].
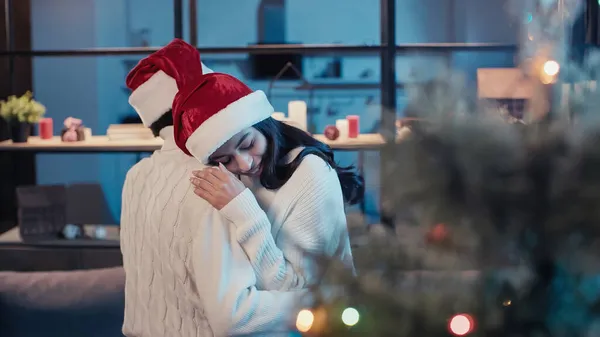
[208, 127, 267, 176]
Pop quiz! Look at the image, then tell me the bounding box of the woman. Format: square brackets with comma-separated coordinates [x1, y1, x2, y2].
[172, 70, 363, 291]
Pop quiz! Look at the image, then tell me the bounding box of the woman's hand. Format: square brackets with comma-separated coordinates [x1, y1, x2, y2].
[190, 163, 246, 210]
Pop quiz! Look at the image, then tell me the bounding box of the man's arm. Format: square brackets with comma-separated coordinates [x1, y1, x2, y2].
[184, 194, 307, 336]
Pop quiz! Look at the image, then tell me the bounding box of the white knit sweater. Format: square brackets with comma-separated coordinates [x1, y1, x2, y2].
[120, 127, 305, 337]
[227, 149, 354, 290]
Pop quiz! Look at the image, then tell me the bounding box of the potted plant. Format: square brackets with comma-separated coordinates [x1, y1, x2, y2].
[0, 91, 46, 143]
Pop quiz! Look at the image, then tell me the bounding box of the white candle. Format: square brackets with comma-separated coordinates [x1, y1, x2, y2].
[288, 101, 307, 131]
[336, 119, 349, 140]
[271, 112, 286, 121]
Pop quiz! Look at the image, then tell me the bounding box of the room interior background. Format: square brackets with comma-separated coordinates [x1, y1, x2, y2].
[3, 0, 522, 228]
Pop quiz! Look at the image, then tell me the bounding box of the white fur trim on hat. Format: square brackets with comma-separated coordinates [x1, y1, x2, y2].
[201, 62, 214, 74]
[128, 70, 178, 127]
[185, 90, 273, 164]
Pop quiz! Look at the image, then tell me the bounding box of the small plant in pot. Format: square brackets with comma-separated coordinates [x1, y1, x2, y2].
[0, 91, 46, 143]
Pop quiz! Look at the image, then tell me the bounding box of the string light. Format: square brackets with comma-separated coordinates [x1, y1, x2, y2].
[540, 59, 560, 84]
[296, 309, 315, 332]
[448, 313, 475, 336]
[341, 307, 360, 326]
[543, 60, 560, 76]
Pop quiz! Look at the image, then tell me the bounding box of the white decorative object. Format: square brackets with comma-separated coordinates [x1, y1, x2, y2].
[94, 226, 107, 239]
[271, 112, 286, 121]
[288, 101, 307, 131]
[336, 119, 349, 140]
[62, 224, 81, 239]
[84, 127, 92, 140]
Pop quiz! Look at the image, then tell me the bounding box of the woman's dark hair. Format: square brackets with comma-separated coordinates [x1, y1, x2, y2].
[253, 118, 365, 205]
[149, 110, 174, 137]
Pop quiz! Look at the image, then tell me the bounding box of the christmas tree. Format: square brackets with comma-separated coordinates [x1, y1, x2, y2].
[291, 1, 600, 336]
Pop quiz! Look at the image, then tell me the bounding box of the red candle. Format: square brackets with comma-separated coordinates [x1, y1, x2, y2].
[347, 115, 359, 138]
[39, 118, 53, 140]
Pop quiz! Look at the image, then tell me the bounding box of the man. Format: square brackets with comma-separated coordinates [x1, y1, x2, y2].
[120, 39, 304, 337]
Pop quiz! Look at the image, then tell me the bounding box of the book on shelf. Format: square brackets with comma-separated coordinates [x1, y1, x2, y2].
[106, 124, 155, 140]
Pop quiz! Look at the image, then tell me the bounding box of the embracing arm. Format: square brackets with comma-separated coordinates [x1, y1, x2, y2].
[219, 154, 353, 291]
[185, 196, 306, 336]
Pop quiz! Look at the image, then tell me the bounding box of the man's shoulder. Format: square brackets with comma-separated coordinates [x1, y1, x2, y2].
[126, 153, 200, 178]
[123, 159, 147, 187]
[122, 155, 200, 197]
[179, 187, 215, 214]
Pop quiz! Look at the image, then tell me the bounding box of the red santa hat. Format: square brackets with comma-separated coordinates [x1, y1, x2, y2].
[172, 74, 273, 164]
[126, 38, 213, 127]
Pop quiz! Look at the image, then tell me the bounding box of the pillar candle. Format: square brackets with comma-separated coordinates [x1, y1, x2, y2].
[271, 112, 286, 121]
[39, 118, 53, 140]
[83, 127, 92, 140]
[335, 119, 349, 140]
[288, 100, 307, 131]
[346, 115, 359, 138]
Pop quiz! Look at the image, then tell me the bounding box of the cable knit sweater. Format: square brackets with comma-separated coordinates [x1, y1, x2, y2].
[223, 149, 354, 290]
[120, 127, 304, 337]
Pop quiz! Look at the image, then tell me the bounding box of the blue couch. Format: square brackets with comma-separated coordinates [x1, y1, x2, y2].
[0, 267, 125, 337]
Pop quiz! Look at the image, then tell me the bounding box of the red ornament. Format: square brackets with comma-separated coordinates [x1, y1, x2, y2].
[426, 223, 449, 243]
[324, 125, 340, 140]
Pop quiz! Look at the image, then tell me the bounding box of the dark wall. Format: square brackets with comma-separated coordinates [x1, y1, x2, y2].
[0, 0, 35, 234]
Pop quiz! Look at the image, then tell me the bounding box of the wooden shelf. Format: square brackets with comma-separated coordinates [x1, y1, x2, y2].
[0, 226, 119, 248]
[0, 134, 386, 152]
[0, 136, 163, 152]
[314, 133, 385, 150]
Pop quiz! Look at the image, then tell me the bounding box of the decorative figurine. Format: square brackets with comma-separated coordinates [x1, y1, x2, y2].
[61, 117, 86, 142]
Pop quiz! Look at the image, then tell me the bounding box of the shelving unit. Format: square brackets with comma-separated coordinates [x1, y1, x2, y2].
[0, 0, 518, 230]
[0, 134, 386, 152]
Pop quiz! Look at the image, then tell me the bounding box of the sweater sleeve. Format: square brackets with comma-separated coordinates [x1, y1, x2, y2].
[219, 154, 352, 291]
[184, 194, 307, 336]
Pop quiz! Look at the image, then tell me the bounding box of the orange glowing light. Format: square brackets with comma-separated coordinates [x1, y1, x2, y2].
[296, 309, 314, 332]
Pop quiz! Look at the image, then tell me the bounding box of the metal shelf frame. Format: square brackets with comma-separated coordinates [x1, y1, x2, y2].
[0, 43, 516, 57]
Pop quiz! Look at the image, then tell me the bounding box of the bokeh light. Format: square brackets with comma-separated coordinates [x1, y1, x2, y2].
[341, 307, 360, 326]
[543, 60, 560, 76]
[296, 309, 315, 332]
[448, 313, 474, 336]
